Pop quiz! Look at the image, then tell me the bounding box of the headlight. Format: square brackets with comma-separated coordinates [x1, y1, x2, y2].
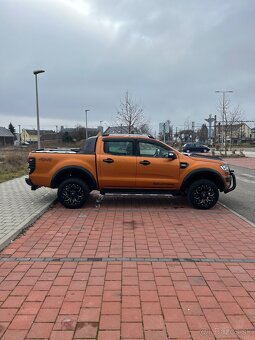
[220, 164, 230, 172]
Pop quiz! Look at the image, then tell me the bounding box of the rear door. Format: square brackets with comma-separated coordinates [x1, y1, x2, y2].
[97, 138, 137, 188]
[190, 143, 196, 152]
[136, 140, 180, 189]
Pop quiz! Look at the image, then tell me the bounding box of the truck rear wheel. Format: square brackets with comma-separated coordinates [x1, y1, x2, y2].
[188, 179, 219, 209]
[58, 178, 90, 209]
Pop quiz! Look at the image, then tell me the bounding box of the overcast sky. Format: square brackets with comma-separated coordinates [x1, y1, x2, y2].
[0, 0, 254, 133]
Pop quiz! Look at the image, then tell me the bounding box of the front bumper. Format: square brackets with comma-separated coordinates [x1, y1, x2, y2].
[224, 170, 236, 193]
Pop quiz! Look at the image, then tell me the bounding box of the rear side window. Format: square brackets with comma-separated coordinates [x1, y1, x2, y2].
[79, 137, 97, 154]
[104, 140, 134, 156]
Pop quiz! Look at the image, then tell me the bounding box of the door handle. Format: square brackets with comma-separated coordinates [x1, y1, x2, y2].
[103, 158, 114, 163]
[139, 160, 150, 166]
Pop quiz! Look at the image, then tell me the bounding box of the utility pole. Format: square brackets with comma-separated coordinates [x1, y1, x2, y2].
[192, 121, 195, 142]
[33, 70, 45, 149]
[214, 115, 217, 143]
[18, 125, 21, 144]
[85, 109, 90, 139]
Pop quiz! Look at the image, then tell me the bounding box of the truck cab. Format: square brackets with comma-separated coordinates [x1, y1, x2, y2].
[26, 134, 236, 210]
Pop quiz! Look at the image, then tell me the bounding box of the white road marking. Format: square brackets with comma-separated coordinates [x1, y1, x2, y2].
[236, 176, 255, 184]
[240, 173, 255, 179]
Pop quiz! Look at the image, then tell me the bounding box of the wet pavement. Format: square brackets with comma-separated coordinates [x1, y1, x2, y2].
[0, 157, 255, 339]
[0, 176, 56, 252]
[224, 157, 255, 170]
[0, 193, 255, 339]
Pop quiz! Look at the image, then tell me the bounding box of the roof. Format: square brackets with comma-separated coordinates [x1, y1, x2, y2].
[104, 126, 139, 134]
[102, 134, 154, 139]
[41, 133, 62, 141]
[217, 123, 251, 129]
[0, 127, 14, 137]
[24, 129, 55, 135]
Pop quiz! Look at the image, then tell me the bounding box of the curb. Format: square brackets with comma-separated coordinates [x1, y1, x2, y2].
[0, 197, 57, 252]
[219, 202, 255, 228]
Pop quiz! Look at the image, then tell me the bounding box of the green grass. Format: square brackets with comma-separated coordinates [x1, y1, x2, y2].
[0, 166, 28, 183]
[0, 149, 29, 183]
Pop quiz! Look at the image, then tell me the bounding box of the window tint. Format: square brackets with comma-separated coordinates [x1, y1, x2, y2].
[139, 142, 169, 158]
[79, 137, 97, 154]
[104, 141, 134, 156]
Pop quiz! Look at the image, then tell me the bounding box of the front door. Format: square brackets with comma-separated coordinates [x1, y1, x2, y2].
[136, 140, 180, 189]
[98, 138, 137, 188]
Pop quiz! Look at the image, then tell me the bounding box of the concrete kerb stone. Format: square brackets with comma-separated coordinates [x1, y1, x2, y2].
[0, 176, 57, 252]
[219, 202, 255, 228]
[0, 196, 56, 252]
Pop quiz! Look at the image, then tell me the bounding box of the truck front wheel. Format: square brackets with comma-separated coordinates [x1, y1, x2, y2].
[188, 179, 219, 209]
[58, 178, 90, 209]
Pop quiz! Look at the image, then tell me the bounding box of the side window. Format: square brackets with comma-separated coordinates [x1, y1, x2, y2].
[139, 142, 170, 158]
[104, 141, 134, 156]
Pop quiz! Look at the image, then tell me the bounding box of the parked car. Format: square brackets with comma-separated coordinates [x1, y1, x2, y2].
[183, 143, 210, 153]
[25, 134, 235, 210]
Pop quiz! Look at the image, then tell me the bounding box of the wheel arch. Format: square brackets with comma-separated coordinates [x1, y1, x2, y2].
[181, 169, 225, 193]
[51, 166, 97, 190]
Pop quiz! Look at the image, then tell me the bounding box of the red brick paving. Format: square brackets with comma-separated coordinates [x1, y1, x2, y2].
[0, 195, 255, 339]
[223, 157, 255, 170]
[2, 196, 255, 260]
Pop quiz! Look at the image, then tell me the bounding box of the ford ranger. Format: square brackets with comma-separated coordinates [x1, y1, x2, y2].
[25, 134, 236, 209]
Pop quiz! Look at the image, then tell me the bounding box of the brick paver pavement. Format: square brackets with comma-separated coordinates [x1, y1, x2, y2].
[0, 194, 255, 339]
[223, 157, 255, 170]
[0, 177, 57, 252]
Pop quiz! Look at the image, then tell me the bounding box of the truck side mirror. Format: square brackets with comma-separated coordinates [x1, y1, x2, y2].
[168, 152, 176, 160]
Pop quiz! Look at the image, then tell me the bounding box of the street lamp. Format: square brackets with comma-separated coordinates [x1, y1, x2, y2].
[85, 109, 90, 139]
[33, 70, 45, 149]
[215, 90, 233, 149]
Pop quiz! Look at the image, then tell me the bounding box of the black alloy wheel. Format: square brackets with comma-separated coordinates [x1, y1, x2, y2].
[188, 179, 219, 209]
[58, 178, 90, 209]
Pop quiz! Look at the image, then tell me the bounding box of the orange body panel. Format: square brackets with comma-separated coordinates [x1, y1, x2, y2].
[136, 155, 180, 189]
[29, 153, 97, 187]
[28, 135, 231, 192]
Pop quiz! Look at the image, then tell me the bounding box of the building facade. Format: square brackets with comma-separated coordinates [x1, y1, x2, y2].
[215, 123, 251, 144]
[0, 127, 14, 147]
[21, 129, 56, 144]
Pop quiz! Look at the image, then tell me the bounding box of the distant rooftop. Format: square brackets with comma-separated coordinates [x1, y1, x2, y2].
[104, 126, 139, 134]
[24, 129, 55, 135]
[0, 127, 14, 137]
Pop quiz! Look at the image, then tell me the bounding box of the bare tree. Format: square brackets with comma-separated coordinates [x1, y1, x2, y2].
[116, 91, 148, 134]
[217, 98, 244, 152]
[139, 123, 152, 135]
[228, 105, 244, 148]
[184, 118, 192, 131]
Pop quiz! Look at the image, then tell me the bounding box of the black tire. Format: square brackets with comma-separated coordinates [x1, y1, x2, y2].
[188, 179, 219, 209]
[58, 178, 90, 209]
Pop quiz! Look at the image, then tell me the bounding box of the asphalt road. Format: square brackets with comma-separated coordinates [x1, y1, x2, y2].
[219, 164, 255, 224]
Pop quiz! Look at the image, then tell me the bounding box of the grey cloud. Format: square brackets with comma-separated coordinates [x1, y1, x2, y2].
[0, 0, 254, 131]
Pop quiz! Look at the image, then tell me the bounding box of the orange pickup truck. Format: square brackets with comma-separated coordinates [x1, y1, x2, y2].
[25, 134, 236, 209]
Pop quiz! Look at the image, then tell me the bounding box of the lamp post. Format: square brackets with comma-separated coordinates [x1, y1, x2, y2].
[33, 70, 45, 149]
[85, 109, 90, 139]
[215, 90, 233, 149]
